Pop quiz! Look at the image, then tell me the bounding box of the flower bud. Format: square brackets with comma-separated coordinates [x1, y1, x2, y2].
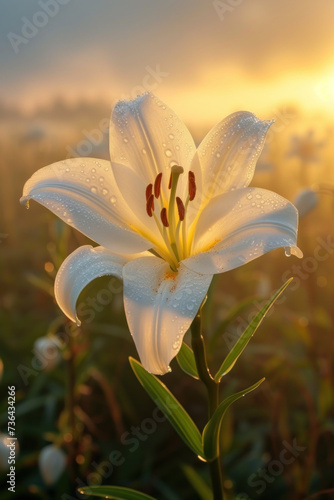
[38, 445, 67, 485]
[0, 434, 19, 470]
[293, 188, 318, 218]
[33, 336, 62, 371]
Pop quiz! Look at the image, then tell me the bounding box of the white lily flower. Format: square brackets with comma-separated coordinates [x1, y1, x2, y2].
[21, 93, 302, 375]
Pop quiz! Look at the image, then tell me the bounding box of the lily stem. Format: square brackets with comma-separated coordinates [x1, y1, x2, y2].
[191, 309, 224, 500]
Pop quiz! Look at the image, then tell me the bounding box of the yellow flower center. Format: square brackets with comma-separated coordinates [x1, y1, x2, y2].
[145, 165, 197, 271]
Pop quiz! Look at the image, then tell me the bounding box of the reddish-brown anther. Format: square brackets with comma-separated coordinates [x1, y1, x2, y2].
[146, 183, 153, 201]
[146, 194, 154, 217]
[188, 171, 196, 201]
[176, 197, 185, 221]
[154, 173, 162, 198]
[160, 207, 169, 227]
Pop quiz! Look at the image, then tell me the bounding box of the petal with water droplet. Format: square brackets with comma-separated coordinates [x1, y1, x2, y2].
[184, 187, 302, 275]
[191, 111, 272, 207]
[123, 256, 212, 374]
[109, 92, 196, 199]
[21, 158, 151, 254]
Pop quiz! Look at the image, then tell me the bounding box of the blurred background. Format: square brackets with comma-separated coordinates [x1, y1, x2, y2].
[1, 0, 334, 498]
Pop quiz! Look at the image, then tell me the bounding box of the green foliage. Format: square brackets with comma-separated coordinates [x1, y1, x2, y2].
[129, 357, 204, 459]
[78, 486, 157, 500]
[176, 342, 199, 379]
[202, 378, 265, 461]
[214, 279, 293, 381]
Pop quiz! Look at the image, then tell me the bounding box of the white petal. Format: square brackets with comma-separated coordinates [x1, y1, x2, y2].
[123, 256, 212, 375]
[184, 187, 302, 275]
[21, 158, 151, 254]
[55, 245, 131, 324]
[38, 445, 66, 485]
[191, 112, 272, 206]
[109, 92, 196, 199]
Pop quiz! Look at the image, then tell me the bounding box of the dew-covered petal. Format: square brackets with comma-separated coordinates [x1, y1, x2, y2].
[109, 92, 196, 200]
[54, 245, 145, 324]
[192, 112, 273, 206]
[123, 256, 212, 375]
[21, 158, 152, 254]
[184, 187, 302, 275]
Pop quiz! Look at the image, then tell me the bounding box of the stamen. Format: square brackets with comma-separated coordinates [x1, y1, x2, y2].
[176, 197, 185, 221]
[146, 183, 153, 201]
[168, 172, 172, 189]
[154, 173, 162, 198]
[188, 171, 196, 201]
[146, 194, 155, 217]
[160, 207, 169, 227]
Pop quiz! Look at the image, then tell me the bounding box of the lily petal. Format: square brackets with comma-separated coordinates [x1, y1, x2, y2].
[54, 245, 150, 324]
[184, 187, 302, 275]
[191, 112, 272, 206]
[21, 158, 151, 254]
[123, 256, 212, 374]
[109, 92, 196, 199]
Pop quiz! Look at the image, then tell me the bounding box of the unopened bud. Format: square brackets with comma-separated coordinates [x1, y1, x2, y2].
[38, 445, 67, 485]
[33, 336, 62, 371]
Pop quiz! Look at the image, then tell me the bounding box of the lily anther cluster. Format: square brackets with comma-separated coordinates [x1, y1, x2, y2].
[21, 92, 302, 374]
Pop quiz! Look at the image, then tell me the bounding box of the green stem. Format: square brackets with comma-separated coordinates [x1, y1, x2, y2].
[191, 309, 224, 500]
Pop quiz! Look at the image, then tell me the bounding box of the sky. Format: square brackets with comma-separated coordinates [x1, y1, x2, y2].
[1, 0, 334, 125]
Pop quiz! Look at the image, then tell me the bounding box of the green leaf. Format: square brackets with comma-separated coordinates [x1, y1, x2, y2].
[214, 279, 292, 381]
[129, 357, 204, 459]
[203, 378, 265, 461]
[182, 465, 213, 500]
[176, 343, 199, 379]
[78, 486, 157, 500]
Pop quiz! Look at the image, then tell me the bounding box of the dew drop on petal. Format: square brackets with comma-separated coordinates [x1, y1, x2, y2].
[285, 247, 291, 257]
[90, 187, 97, 194]
[168, 133, 174, 140]
[102, 188, 109, 196]
[110, 195, 117, 205]
[91, 168, 96, 173]
[165, 149, 172, 157]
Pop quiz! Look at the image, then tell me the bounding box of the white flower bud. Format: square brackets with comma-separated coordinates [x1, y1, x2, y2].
[0, 434, 19, 470]
[33, 336, 62, 371]
[293, 188, 319, 218]
[38, 445, 67, 485]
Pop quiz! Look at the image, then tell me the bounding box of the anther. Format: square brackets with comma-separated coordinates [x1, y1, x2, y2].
[188, 171, 196, 201]
[146, 194, 155, 217]
[176, 197, 185, 221]
[160, 207, 169, 227]
[154, 173, 162, 198]
[146, 183, 153, 201]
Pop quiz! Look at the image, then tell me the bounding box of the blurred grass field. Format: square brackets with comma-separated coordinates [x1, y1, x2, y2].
[1, 100, 334, 500]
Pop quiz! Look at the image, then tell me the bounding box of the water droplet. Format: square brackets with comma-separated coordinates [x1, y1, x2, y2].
[65, 167, 70, 172]
[91, 168, 96, 173]
[123, 137, 129, 143]
[99, 176, 104, 183]
[102, 188, 109, 196]
[86, 178, 90, 183]
[172, 341, 179, 350]
[142, 148, 147, 155]
[285, 247, 291, 257]
[165, 149, 172, 157]
[168, 133, 174, 140]
[216, 152, 221, 158]
[110, 195, 117, 205]
[247, 194, 253, 200]
[90, 187, 97, 194]
[186, 303, 194, 311]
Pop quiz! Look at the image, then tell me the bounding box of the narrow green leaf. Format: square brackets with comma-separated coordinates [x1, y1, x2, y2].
[129, 357, 204, 459]
[176, 342, 199, 379]
[214, 279, 292, 381]
[182, 465, 213, 500]
[203, 378, 265, 461]
[78, 486, 157, 500]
